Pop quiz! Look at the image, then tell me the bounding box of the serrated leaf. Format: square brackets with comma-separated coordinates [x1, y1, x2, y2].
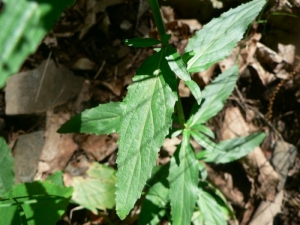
[188, 65, 239, 127]
[72, 162, 116, 212]
[138, 165, 169, 225]
[195, 181, 232, 225]
[168, 129, 198, 225]
[0, 181, 73, 225]
[0, 137, 14, 197]
[116, 50, 177, 219]
[185, 0, 266, 72]
[166, 45, 202, 104]
[197, 132, 266, 163]
[0, 0, 75, 88]
[124, 38, 161, 47]
[58, 102, 123, 134]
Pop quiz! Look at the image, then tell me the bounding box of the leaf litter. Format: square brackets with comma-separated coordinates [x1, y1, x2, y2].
[1, 0, 300, 224]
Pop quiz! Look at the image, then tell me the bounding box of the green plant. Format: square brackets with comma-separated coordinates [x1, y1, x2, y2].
[0, 0, 267, 223]
[58, 0, 267, 224]
[0, 137, 71, 225]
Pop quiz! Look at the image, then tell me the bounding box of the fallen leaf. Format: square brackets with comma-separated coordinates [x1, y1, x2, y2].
[221, 107, 279, 201]
[5, 59, 84, 115]
[81, 133, 118, 161]
[38, 110, 78, 175]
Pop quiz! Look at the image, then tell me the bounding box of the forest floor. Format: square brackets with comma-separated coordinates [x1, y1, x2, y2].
[2, 0, 300, 224]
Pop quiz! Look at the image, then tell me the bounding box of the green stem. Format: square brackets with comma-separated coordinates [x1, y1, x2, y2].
[176, 89, 186, 129]
[148, 0, 185, 128]
[148, 0, 169, 44]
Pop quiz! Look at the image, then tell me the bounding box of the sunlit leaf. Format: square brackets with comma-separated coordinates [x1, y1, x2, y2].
[185, 0, 266, 72]
[197, 132, 266, 163]
[168, 129, 198, 225]
[166, 45, 202, 104]
[188, 65, 239, 127]
[116, 50, 177, 219]
[72, 162, 116, 211]
[58, 102, 123, 135]
[192, 124, 215, 139]
[194, 181, 233, 225]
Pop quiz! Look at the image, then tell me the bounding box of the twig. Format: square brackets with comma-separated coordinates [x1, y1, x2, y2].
[35, 51, 52, 102]
[94, 60, 106, 79]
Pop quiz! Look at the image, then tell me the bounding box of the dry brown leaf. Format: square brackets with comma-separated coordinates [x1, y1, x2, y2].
[220, 33, 261, 74]
[255, 42, 293, 80]
[250, 59, 276, 86]
[72, 58, 96, 70]
[162, 137, 181, 156]
[249, 190, 284, 225]
[5, 59, 84, 115]
[161, 6, 175, 23]
[221, 107, 280, 201]
[278, 43, 295, 64]
[37, 110, 78, 176]
[219, 46, 243, 72]
[206, 165, 245, 207]
[256, 42, 283, 64]
[81, 134, 118, 161]
[79, 0, 97, 39]
[178, 80, 190, 97]
[177, 19, 202, 33]
[100, 79, 123, 96]
[193, 64, 217, 85]
[13, 131, 44, 183]
[271, 140, 297, 191]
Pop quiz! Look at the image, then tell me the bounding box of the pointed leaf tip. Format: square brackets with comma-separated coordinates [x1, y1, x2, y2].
[186, 0, 266, 73]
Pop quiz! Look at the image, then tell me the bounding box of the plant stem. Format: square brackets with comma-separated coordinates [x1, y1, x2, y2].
[148, 0, 186, 128]
[148, 0, 169, 44]
[176, 89, 186, 129]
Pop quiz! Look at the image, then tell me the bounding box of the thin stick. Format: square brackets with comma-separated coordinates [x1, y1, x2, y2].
[35, 51, 52, 102]
[94, 60, 106, 79]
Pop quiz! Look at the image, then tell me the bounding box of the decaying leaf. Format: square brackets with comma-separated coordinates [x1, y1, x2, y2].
[221, 107, 280, 201]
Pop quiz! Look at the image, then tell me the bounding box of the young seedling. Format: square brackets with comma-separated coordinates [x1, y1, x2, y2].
[59, 0, 266, 224]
